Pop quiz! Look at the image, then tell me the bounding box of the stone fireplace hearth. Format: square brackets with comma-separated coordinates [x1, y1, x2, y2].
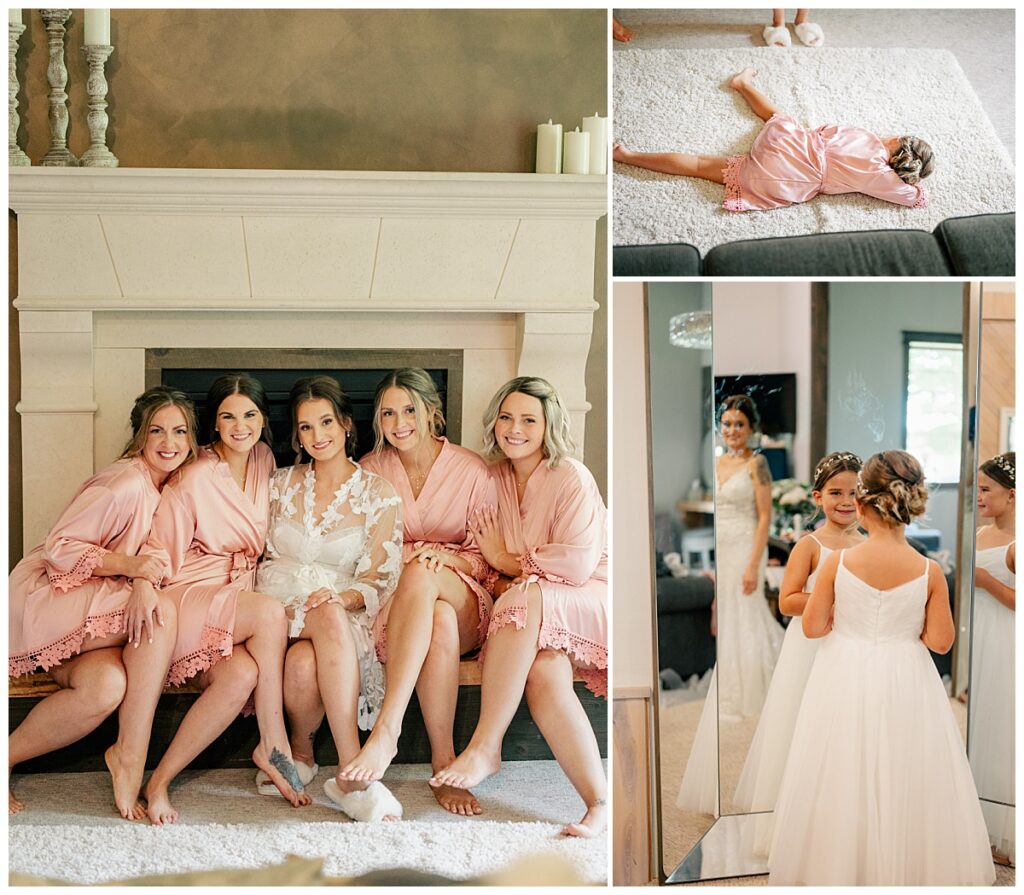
[10, 168, 606, 551]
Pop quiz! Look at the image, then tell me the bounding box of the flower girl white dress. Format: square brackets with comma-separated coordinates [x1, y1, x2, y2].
[768, 551, 995, 885]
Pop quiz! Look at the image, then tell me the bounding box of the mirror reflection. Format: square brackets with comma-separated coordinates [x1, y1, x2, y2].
[652, 283, 1006, 884]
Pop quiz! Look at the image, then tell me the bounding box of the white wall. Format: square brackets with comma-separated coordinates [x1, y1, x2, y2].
[712, 282, 813, 481]
[828, 282, 964, 547]
[612, 283, 654, 692]
[646, 283, 711, 517]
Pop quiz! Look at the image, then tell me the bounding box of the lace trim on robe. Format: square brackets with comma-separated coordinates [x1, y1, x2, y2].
[9, 609, 126, 677]
[521, 549, 583, 587]
[722, 155, 748, 212]
[912, 187, 928, 209]
[47, 545, 110, 594]
[165, 625, 234, 686]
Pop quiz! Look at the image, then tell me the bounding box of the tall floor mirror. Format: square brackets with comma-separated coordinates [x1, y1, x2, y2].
[648, 283, 990, 883]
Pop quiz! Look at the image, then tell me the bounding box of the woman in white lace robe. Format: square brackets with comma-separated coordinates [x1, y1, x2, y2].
[255, 377, 404, 821]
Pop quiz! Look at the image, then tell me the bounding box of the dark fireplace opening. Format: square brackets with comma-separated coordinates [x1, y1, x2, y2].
[147, 349, 463, 469]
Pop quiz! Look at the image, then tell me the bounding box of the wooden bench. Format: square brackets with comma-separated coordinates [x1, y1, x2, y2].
[9, 660, 605, 773]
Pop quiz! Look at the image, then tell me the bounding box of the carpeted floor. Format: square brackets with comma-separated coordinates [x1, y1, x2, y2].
[8, 761, 607, 885]
[656, 693, 1014, 885]
[613, 47, 1015, 250]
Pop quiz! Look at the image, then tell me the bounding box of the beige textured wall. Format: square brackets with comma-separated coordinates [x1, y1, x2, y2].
[15, 9, 606, 172]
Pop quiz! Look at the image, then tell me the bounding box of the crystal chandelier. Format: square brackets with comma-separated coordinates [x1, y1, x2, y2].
[669, 311, 711, 349]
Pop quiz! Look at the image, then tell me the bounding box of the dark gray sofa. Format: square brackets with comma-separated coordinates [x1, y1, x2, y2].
[656, 571, 715, 682]
[613, 212, 1014, 277]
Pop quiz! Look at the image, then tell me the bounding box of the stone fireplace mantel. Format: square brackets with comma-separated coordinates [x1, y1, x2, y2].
[10, 167, 607, 550]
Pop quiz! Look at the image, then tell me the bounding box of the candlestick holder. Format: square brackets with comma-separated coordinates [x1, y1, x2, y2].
[40, 8, 77, 166]
[81, 44, 117, 167]
[8, 21, 29, 166]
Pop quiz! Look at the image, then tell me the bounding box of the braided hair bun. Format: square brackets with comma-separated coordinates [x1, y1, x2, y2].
[856, 450, 929, 525]
[888, 136, 935, 185]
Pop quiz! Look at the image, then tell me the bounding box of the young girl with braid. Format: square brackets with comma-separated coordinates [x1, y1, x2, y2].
[614, 68, 934, 212]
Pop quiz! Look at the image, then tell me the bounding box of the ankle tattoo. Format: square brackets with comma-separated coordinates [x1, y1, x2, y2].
[269, 747, 305, 792]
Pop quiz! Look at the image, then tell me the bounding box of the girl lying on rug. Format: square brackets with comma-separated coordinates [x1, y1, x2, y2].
[613, 67, 934, 212]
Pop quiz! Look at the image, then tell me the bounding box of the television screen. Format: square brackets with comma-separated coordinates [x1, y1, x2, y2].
[714, 373, 797, 436]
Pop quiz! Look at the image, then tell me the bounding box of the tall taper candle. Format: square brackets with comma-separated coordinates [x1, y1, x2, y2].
[536, 119, 562, 174]
[84, 8, 109, 45]
[562, 127, 590, 175]
[582, 112, 607, 175]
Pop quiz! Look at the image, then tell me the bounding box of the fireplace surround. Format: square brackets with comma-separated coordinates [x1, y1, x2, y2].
[10, 168, 606, 551]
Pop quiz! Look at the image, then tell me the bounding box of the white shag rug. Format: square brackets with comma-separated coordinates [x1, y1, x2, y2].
[613, 48, 1015, 251]
[8, 762, 606, 885]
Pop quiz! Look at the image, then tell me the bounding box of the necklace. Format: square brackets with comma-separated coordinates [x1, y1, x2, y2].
[405, 441, 438, 494]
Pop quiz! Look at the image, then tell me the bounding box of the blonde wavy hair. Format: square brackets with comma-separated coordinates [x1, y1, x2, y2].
[370, 367, 445, 453]
[855, 450, 929, 525]
[481, 376, 577, 468]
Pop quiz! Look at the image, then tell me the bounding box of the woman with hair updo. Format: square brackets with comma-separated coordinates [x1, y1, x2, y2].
[733, 450, 864, 851]
[678, 393, 783, 815]
[969, 452, 1015, 865]
[253, 376, 404, 822]
[338, 368, 497, 817]
[9, 386, 196, 819]
[768, 450, 994, 885]
[614, 67, 934, 212]
[430, 376, 608, 837]
[137, 373, 312, 825]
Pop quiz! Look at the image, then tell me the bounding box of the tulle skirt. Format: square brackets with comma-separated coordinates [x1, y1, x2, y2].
[768, 631, 995, 885]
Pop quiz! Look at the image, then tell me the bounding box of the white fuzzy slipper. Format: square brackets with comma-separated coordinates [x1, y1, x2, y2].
[255, 760, 318, 796]
[795, 22, 825, 47]
[324, 778, 403, 822]
[762, 24, 791, 47]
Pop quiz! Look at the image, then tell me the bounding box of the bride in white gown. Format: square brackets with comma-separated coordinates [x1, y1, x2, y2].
[678, 395, 783, 814]
[969, 452, 1015, 865]
[255, 376, 405, 822]
[769, 450, 994, 885]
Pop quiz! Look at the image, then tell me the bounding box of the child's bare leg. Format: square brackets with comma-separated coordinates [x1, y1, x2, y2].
[613, 144, 728, 184]
[794, 9, 808, 26]
[729, 68, 779, 122]
[772, 9, 785, 27]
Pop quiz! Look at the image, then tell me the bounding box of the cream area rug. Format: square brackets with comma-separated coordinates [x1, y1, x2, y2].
[613, 48, 1015, 251]
[8, 761, 606, 885]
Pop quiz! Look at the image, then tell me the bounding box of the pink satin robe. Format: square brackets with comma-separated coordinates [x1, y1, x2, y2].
[489, 458, 608, 698]
[9, 458, 161, 677]
[360, 438, 497, 660]
[142, 442, 275, 685]
[723, 115, 929, 213]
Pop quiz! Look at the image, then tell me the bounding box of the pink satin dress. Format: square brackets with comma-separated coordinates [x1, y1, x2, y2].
[360, 438, 497, 660]
[487, 458, 608, 698]
[723, 114, 929, 212]
[141, 442, 275, 685]
[9, 458, 161, 677]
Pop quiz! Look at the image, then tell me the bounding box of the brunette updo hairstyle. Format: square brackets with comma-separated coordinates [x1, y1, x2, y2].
[812, 451, 863, 493]
[206, 373, 273, 448]
[718, 394, 760, 430]
[855, 450, 929, 525]
[371, 367, 445, 453]
[979, 452, 1015, 490]
[888, 136, 935, 185]
[289, 375, 356, 462]
[119, 385, 200, 466]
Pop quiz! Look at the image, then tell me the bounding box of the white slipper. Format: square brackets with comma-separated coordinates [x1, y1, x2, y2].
[794, 22, 825, 46]
[255, 760, 318, 796]
[324, 778, 403, 822]
[762, 24, 791, 47]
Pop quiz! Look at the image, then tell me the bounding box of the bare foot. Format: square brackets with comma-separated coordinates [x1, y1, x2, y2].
[104, 744, 146, 821]
[562, 801, 608, 838]
[729, 67, 758, 91]
[252, 743, 312, 807]
[143, 779, 178, 826]
[9, 787, 24, 815]
[338, 726, 398, 783]
[429, 760, 482, 816]
[332, 774, 400, 822]
[612, 17, 634, 42]
[429, 745, 501, 791]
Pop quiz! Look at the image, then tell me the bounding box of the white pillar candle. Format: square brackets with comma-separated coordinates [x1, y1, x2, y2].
[84, 9, 111, 46]
[582, 112, 608, 175]
[562, 127, 590, 175]
[536, 119, 563, 174]
[8, 9, 22, 26]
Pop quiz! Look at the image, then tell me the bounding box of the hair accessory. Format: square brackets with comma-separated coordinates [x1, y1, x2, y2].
[814, 451, 862, 480]
[992, 454, 1015, 479]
